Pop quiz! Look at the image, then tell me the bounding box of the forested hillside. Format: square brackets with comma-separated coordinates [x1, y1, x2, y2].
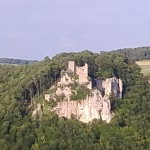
[110, 46, 150, 60]
[0, 58, 38, 65]
[0, 51, 150, 149]
[1, 46, 150, 65]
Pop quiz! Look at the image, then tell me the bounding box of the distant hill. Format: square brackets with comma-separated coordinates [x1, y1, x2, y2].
[0, 58, 38, 65]
[110, 46, 150, 61]
[1, 50, 150, 149]
[1, 46, 150, 65]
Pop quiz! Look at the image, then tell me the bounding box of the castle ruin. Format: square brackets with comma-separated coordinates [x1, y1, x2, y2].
[42, 61, 123, 123]
[45, 61, 92, 101]
[68, 61, 89, 83]
[57, 61, 92, 89]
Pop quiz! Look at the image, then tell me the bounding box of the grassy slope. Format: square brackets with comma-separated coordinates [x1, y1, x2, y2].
[136, 60, 150, 75]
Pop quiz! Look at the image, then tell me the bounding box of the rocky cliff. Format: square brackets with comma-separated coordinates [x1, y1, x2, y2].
[34, 62, 123, 123]
[51, 76, 123, 123]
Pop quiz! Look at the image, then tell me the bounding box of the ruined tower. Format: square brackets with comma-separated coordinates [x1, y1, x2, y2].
[68, 61, 75, 74]
[76, 63, 88, 83]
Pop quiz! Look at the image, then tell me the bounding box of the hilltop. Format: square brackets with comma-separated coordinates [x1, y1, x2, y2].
[109, 46, 150, 60]
[33, 61, 123, 123]
[1, 50, 150, 149]
[0, 58, 38, 65]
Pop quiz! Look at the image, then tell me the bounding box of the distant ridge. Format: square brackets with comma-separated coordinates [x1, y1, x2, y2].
[0, 58, 38, 65]
[110, 46, 150, 61]
[1, 46, 150, 65]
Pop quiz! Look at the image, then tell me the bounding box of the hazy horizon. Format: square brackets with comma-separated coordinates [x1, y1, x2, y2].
[0, 46, 150, 61]
[0, 0, 150, 60]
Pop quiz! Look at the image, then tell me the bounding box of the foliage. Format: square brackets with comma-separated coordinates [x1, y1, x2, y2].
[55, 94, 66, 102]
[0, 50, 150, 149]
[0, 58, 38, 65]
[70, 85, 93, 100]
[110, 46, 150, 61]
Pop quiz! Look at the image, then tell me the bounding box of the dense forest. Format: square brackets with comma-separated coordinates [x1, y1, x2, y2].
[0, 58, 38, 65]
[110, 46, 150, 61]
[0, 50, 150, 149]
[1, 46, 150, 66]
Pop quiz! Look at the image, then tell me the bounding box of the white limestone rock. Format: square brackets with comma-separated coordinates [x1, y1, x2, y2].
[53, 89, 103, 123]
[44, 61, 123, 123]
[101, 95, 112, 123]
[96, 77, 123, 99]
[52, 76, 123, 123]
[32, 104, 43, 117]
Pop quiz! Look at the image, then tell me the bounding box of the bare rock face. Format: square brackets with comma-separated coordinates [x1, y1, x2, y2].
[43, 62, 123, 123]
[32, 104, 43, 117]
[53, 89, 103, 123]
[52, 77, 123, 123]
[96, 77, 123, 99]
[34, 61, 123, 123]
[100, 95, 111, 122]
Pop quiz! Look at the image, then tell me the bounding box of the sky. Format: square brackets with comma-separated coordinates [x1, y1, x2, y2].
[0, 0, 150, 60]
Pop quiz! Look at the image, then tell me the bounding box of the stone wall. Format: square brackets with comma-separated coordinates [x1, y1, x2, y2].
[76, 63, 88, 83]
[68, 61, 75, 73]
[58, 61, 92, 89]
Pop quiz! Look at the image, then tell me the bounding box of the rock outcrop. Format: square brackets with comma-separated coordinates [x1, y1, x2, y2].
[53, 90, 102, 123]
[52, 76, 122, 123]
[96, 77, 123, 99]
[43, 61, 123, 123]
[32, 104, 43, 117]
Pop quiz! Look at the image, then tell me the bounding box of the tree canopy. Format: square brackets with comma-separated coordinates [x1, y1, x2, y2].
[110, 46, 150, 61]
[0, 51, 150, 149]
[0, 58, 38, 65]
